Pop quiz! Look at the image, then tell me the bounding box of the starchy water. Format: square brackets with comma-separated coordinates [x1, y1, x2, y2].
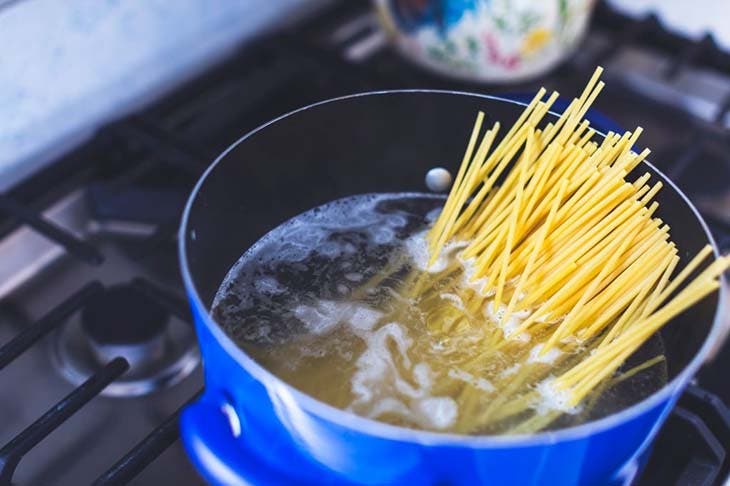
[212, 193, 667, 435]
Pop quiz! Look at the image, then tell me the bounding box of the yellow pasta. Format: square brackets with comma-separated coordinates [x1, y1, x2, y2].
[423, 66, 729, 419]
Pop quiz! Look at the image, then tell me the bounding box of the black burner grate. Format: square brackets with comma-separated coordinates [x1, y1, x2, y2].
[1, 1, 730, 484]
[0, 279, 201, 485]
[92, 390, 203, 486]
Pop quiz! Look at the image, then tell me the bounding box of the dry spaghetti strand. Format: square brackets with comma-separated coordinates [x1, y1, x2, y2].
[418, 65, 729, 423]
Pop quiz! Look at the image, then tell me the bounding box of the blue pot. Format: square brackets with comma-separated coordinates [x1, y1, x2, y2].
[178, 91, 726, 485]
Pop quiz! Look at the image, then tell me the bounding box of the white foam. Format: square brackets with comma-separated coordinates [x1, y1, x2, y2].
[372, 227, 395, 244]
[484, 302, 531, 343]
[293, 301, 347, 335]
[274, 241, 311, 262]
[344, 272, 363, 282]
[351, 322, 414, 404]
[448, 368, 495, 392]
[293, 300, 383, 335]
[534, 378, 581, 415]
[528, 344, 562, 365]
[405, 230, 467, 273]
[413, 362, 432, 389]
[405, 230, 443, 272]
[364, 395, 457, 431]
[364, 397, 411, 419]
[439, 292, 465, 311]
[350, 322, 459, 430]
[349, 306, 385, 333]
[412, 396, 458, 430]
[253, 276, 286, 295]
[385, 214, 408, 228]
[459, 256, 490, 295]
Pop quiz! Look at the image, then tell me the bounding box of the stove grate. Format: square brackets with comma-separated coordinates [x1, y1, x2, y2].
[92, 391, 203, 486]
[0, 357, 129, 485]
[1, 1, 730, 484]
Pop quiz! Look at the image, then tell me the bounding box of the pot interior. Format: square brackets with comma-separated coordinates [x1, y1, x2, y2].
[182, 91, 718, 428]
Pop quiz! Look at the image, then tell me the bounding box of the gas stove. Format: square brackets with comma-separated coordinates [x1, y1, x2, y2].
[1, 1, 729, 485]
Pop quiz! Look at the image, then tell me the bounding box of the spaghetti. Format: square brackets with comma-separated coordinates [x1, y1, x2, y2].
[213, 68, 728, 435]
[427, 66, 729, 411]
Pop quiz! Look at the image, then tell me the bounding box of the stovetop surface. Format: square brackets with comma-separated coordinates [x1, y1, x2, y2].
[1, 1, 730, 485]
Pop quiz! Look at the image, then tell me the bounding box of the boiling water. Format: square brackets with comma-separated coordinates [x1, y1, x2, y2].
[212, 193, 667, 435]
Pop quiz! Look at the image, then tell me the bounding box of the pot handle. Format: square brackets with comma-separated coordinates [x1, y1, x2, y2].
[181, 393, 286, 486]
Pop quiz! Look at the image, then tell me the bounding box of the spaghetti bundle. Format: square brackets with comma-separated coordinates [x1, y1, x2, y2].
[214, 67, 729, 436]
[425, 66, 729, 414]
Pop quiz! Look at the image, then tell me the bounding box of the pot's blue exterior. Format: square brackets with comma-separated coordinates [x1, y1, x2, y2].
[181, 295, 679, 486]
[178, 90, 725, 486]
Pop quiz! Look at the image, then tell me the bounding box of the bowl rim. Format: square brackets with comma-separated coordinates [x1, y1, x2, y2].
[178, 89, 727, 446]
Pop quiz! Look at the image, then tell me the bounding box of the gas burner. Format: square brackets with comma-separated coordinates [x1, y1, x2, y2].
[52, 284, 199, 397]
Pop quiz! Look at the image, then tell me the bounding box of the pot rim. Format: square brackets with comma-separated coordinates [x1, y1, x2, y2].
[178, 89, 727, 447]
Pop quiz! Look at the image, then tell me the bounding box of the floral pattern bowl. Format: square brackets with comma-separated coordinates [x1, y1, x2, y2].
[374, 0, 597, 83]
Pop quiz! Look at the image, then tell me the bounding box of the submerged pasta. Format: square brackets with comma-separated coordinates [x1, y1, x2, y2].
[214, 193, 667, 434]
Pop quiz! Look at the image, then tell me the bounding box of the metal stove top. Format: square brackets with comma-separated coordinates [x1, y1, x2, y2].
[1, 1, 730, 485]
